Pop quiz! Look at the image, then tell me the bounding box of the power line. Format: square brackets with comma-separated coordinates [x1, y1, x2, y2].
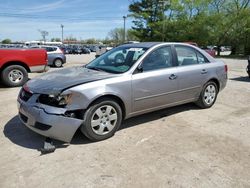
[0, 12, 132, 21]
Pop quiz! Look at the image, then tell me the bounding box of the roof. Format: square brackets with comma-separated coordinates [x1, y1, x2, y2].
[120, 42, 198, 49]
[120, 42, 162, 48]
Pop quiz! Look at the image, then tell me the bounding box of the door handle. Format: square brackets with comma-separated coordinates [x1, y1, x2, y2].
[201, 69, 208, 74]
[169, 74, 177, 80]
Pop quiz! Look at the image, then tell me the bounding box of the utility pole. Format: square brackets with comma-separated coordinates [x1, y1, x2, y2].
[61, 24, 64, 43]
[159, 0, 171, 42]
[123, 16, 127, 43]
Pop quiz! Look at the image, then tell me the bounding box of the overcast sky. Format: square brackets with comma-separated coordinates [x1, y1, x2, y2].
[0, 0, 132, 42]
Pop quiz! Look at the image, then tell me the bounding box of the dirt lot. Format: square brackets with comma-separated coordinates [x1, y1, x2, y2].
[0, 55, 249, 188]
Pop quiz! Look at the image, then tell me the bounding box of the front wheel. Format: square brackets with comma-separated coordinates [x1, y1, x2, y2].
[196, 81, 218, 109]
[1, 65, 28, 87]
[81, 99, 122, 141]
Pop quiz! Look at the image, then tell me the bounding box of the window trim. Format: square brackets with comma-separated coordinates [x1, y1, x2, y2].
[174, 45, 210, 67]
[135, 45, 175, 74]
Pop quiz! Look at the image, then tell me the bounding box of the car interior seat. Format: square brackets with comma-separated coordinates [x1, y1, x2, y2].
[182, 58, 196, 66]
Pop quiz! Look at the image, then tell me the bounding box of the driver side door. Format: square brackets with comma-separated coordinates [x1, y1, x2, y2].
[131, 45, 179, 114]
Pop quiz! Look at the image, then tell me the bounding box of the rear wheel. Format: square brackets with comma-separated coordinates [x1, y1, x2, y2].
[196, 81, 218, 108]
[81, 99, 122, 141]
[1, 65, 28, 87]
[53, 59, 63, 68]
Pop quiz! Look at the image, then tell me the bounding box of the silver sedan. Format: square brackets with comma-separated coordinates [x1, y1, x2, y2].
[17, 42, 227, 142]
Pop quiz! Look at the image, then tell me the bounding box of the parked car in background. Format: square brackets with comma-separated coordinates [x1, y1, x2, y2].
[89, 46, 98, 52]
[200, 46, 216, 57]
[95, 46, 113, 58]
[247, 56, 250, 78]
[0, 48, 48, 87]
[81, 47, 91, 54]
[17, 42, 227, 143]
[31, 46, 66, 67]
[186, 42, 216, 57]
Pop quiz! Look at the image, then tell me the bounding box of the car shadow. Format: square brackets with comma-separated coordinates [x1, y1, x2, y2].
[120, 103, 199, 130]
[3, 116, 93, 151]
[3, 116, 45, 150]
[3, 103, 200, 151]
[0, 83, 8, 88]
[230, 76, 250, 82]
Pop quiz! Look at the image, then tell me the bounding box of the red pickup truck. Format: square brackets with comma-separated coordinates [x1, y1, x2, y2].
[0, 48, 48, 87]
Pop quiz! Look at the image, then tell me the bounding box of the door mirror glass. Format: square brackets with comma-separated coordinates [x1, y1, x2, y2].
[137, 64, 143, 73]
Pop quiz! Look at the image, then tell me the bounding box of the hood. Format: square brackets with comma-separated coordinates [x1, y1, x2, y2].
[26, 66, 117, 94]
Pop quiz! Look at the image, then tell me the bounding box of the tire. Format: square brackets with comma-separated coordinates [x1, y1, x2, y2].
[53, 59, 63, 68]
[81, 98, 122, 141]
[196, 81, 218, 109]
[0, 65, 28, 87]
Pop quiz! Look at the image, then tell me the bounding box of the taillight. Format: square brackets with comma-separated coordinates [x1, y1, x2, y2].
[60, 48, 65, 54]
[224, 64, 228, 72]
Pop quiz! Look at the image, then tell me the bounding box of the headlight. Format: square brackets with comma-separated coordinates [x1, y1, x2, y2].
[39, 93, 72, 107]
[57, 94, 72, 106]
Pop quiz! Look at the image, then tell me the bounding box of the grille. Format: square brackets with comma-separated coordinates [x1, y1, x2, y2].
[19, 88, 33, 102]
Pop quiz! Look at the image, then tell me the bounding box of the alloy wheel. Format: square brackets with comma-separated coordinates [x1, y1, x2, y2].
[91, 105, 118, 135]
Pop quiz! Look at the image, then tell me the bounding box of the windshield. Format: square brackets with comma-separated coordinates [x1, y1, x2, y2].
[86, 46, 148, 73]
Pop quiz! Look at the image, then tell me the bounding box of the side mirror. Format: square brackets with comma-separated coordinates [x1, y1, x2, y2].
[137, 64, 143, 73]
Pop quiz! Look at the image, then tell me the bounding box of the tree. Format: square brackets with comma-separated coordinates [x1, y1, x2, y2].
[107, 28, 139, 45]
[64, 35, 77, 42]
[108, 28, 124, 44]
[127, 29, 139, 41]
[129, 0, 166, 41]
[1, 39, 11, 44]
[51, 38, 61, 42]
[129, 0, 250, 56]
[85, 38, 97, 44]
[38, 30, 49, 42]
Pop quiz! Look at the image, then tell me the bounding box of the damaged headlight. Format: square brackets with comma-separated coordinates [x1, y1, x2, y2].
[56, 94, 72, 106]
[39, 93, 73, 107]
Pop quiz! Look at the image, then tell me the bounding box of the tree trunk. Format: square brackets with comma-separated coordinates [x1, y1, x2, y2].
[217, 45, 221, 56]
[231, 45, 236, 55]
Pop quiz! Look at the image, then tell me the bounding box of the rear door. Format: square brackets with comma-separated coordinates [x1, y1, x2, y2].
[174, 45, 211, 101]
[131, 45, 179, 113]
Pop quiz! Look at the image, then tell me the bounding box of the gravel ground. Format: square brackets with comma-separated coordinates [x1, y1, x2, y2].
[0, 55, 249, 188]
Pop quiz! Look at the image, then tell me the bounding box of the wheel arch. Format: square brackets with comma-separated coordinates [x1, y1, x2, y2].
[0, 61, 30, 73]
[208, 78, 220, 91]
[87, 94, 126, 120]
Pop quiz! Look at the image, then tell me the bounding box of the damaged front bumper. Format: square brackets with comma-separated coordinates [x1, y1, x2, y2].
[17, 94, 84, 143]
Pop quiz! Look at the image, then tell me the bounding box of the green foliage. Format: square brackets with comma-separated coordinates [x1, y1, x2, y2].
[85, 38, 97, 44]
[129, 0, 250, 55]
[64, 36, 77, 42]
[51, 38, 61, 42]
[1, 39, 11, 44]
[107, 28, 139, 45]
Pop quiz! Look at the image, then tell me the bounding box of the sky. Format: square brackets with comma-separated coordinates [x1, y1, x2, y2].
[0, 0, 133, 42]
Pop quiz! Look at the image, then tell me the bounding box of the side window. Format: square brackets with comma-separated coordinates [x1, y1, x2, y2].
[176, 46, 198, 66]
[142, 46, 173, 72]
[197, 52, 209, 64]
[45, 47, 53, 52]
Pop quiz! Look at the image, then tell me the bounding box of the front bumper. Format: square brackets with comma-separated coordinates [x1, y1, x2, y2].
[18, 97, 83, 142]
